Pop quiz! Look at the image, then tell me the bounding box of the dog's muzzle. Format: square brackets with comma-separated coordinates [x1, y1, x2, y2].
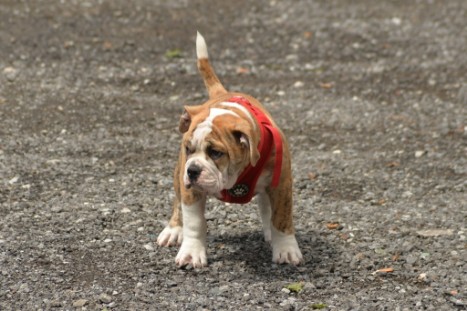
[187, 164, 202, 183]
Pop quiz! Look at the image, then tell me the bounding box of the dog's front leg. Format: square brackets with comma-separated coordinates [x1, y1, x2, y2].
[175, 195, 208, 268]
[157, 196, 183, 247]
[257, 192, 272, 243]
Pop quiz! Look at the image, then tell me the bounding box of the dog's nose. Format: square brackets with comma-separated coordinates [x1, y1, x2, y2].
[187, 165, 202, 182]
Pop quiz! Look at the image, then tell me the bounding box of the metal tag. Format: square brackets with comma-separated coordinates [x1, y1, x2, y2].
[228, 184, 249, 197]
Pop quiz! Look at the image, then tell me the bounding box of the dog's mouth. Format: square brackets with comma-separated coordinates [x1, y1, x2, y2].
[184, 181, 205, 192]
[184, 179, 224, 196]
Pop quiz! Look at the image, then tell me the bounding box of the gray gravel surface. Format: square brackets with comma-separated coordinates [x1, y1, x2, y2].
[1, 0, 466, 310]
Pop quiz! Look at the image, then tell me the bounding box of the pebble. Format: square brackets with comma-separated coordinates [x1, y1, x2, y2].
[391, 17, 402, 25]
[99, 293, 112, 303]
[121, 207, 131, 213]
[416, 229, 454, 237]
[3, 66, 18, 81]
[8, 175, 19, 184]
[72, 299, 88, 307]
[144, 244, 154, 251]
[293, 81, 304, 88]
[415, 150, 425, 158]
[417, 273, 427, 281]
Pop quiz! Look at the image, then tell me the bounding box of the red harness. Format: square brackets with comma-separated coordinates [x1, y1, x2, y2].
[219, 96, 283, 204]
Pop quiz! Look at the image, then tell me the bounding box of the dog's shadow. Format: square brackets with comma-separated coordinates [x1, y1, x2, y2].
[208, 229, 336, 278]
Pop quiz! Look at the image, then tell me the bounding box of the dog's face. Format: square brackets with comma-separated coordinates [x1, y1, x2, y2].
[179, 104, 260, 195]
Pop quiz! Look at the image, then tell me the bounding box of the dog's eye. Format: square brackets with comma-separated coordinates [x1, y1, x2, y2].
[207, 148, 224, 160]
[185, 146, 193, 156]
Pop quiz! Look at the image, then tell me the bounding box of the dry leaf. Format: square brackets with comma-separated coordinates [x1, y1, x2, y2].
[449, 290, 459, 296]
[326, 222, 340, 230]
[385, 161, 400, 168]
[284, 282, 304, 293]
[236, 67, 250, 74]
[319, 82, 334, 89]
[372, 267, 394, 275]
[376, 198, 387, 206]
[103, 41, 113, 50]
[308, 172, 318, 180]
[303, 31, 313, 39]
[392, 252, 400, 261]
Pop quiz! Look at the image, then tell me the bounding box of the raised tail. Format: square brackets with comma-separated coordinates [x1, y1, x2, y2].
[196, 32, 227, 99]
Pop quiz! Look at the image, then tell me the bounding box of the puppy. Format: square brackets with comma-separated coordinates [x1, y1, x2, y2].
[157, 32, 303, 267]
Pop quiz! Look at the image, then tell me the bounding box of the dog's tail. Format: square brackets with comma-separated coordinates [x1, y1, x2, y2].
[196, 32, 227, 98]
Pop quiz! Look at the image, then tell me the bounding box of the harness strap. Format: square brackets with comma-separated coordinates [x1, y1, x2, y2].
[219, 96, 283, 204]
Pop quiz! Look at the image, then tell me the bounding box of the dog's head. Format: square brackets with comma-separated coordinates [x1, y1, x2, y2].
[179, 104, 259, 195]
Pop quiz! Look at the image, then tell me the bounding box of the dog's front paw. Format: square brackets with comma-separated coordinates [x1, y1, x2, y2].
[271, 230, 304, 265]
[176, 239, 207, 268]
[157, 226, 183, 247]
[273, 244, 304, 265]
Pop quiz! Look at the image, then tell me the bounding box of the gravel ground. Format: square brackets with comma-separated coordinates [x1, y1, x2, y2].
[1, 0, 466, 310]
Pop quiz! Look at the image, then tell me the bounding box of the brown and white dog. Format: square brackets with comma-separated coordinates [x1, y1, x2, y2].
[157, 32, 303, 267]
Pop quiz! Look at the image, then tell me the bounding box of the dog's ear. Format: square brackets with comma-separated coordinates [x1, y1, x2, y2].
[179, 105, 202, 133]
[233, 125, 260, 167]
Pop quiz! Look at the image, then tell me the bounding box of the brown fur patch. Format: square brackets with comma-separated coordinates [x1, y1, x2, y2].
[198, 58, 227, 98]
[268, 140, 295, 235]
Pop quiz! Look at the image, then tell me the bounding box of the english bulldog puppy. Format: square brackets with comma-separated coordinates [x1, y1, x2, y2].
[157, 32, 303, 267]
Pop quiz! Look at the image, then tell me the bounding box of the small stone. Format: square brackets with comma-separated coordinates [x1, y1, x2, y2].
[418, 273, 427, 281]
[144, 244, 154, 251]
[8, 175, 19, 184]
[293, 81, 304, 88]
[108, 302, 117, 308]
[99, 293, 112, 304]
[402, 191, 413, 198]
[72, 299, 88, 307]
[121, 207, 131, 213]
[219, 285, 229, 293]
[415, 150, 425, 158]
[406, 255, 417, 265]
[416, 229, 454, 237]
[303, 282, 316, 290]
[391, 17, 402, 25]
[104, 238, 112, 243]
[166, 280, 177, 287]
[3, 66, 18, 81]
[50, 300, 62, 307]
[281, 288, 291, 294]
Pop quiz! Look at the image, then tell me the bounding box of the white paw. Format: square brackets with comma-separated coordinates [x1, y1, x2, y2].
[175, 239, 207, 268]
[157, 226, 183, 247]
[271, 229, 304, 265]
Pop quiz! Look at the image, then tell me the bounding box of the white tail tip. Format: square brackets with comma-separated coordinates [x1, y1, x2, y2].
[196, 31, 208, 59]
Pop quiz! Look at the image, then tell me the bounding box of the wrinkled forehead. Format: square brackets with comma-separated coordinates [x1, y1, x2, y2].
[188, 108, 240, 147]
